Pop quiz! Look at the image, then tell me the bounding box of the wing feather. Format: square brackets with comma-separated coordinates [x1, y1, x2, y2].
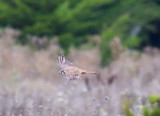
[57, 54, 75, 69]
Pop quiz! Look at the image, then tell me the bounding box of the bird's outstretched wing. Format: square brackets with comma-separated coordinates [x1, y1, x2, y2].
[57, 54, 75, 69]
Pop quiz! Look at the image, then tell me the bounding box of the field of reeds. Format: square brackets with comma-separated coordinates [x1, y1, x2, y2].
[0, 28, 160, 116]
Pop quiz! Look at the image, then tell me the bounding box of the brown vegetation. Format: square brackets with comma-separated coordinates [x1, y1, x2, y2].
[0, 28, 160, 116]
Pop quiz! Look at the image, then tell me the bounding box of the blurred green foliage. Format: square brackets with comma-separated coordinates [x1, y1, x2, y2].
[123, 100, 134, 116]
[148, 95, 160, 105]
[124, 95, 160, 116]
[143, 95, 160, 116]
[0, 0, 159, 62]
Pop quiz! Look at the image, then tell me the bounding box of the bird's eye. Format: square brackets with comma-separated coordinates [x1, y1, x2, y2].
[61, 70, 66, 75]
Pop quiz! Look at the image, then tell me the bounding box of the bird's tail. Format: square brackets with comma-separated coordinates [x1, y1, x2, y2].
[80, 69, 97, 75]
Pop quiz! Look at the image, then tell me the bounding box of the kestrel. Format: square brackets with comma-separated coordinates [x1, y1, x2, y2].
[57, 54, 97, 81]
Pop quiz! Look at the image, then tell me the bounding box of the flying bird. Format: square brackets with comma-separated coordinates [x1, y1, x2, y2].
[57, 54, 97, 81]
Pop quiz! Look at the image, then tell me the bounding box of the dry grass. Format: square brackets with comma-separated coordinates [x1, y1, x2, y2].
[0, 27, 160, 116]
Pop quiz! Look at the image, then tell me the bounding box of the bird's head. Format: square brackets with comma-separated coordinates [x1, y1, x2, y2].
[59, 70, 66, 76]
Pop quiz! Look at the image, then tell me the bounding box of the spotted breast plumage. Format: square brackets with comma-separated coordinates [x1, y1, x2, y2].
[57, 54, 97, 81]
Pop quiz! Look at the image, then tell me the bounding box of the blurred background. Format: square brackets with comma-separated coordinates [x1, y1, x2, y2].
[0, 0, 160, 116]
